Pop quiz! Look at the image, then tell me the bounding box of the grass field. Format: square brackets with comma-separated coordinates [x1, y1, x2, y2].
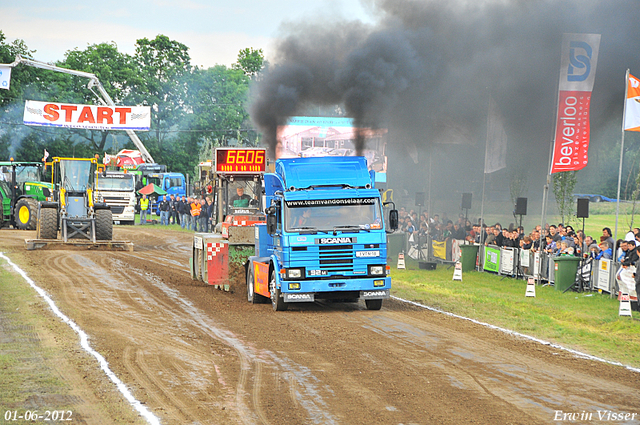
[390, 260, 640, 369]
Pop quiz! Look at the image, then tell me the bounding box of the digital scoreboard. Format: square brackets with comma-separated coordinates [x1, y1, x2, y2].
[215, 148, 267, 174]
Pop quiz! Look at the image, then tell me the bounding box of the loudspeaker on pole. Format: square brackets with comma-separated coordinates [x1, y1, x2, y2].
[415, 192, 425, 207]
[515, 197, 528, 216]
[461, 193, 472, 210]
[577, 198, 589, 219]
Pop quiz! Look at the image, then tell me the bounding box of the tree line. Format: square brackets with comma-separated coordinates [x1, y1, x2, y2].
[0, 31, 264, 178]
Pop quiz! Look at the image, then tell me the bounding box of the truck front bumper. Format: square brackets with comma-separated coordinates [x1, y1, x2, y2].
[280, 276, 391, 302]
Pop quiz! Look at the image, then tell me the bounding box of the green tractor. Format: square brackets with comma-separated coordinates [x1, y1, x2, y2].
[0, 161, 54, 230]
[37, 157, 113, 242]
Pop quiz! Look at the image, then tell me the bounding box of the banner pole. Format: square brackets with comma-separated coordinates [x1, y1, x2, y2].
[614, 69, 630, 270]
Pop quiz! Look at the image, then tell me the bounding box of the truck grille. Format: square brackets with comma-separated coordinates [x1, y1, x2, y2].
[319, 245, 353, 272]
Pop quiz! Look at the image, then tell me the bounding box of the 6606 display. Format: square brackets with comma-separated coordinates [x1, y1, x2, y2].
[215, 148, 266, 174]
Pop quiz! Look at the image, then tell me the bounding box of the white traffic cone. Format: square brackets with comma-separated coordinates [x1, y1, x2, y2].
[452, 261, 462, 281]
[525, 276, 536, 297]
[397, 252, 405, 270]
[619, 293, 632, 317]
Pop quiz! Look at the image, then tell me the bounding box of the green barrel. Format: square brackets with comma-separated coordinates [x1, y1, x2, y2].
[459, 244, 480, 272]
[553, 256, 581, 291]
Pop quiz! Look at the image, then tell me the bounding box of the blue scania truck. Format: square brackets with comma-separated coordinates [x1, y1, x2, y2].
[245, 156, 398, 311]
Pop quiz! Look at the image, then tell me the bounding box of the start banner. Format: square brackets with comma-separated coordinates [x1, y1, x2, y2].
[550, 33, 601, 174]
[23, 100, 151, 131]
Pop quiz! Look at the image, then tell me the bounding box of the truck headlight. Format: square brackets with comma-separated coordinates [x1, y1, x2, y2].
[374, 280, 385, 287]
[369, 265, 385, 275]
[288, 282, 301, 290]
[287, 268, 303, 279]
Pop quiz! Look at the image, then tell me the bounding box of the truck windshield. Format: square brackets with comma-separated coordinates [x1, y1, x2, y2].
[284, 197, 383, 233]
[15, 166, 41, 183]
[96, 174, 134, 191]
[60, 160, 93, 192]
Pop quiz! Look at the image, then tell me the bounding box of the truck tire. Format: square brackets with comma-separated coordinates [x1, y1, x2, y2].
[95, 209, 113, 240]
[247, 265, 268, 304]
[15, 198, 38, 230]
[270, 269, 288, 311]
[39, 208, 58, 239]
[365, 299, 383, 311]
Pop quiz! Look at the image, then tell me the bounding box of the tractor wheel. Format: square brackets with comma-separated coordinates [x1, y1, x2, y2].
[39, 208, 58, 239]
[15, 198, 38, 230]
[95, 209, 113, 240]
[270, 269, 288, 311]
[365, 299, 383, 311]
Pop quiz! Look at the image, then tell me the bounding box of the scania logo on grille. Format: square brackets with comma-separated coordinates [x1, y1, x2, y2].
[361, 290, 390, 299]
[284, 293, 314, 302]
[315, 237, 356, 244]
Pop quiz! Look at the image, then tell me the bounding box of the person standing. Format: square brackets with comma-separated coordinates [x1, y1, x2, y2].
[180, 196, 189, 229]
[159, 195, 170, 226]
[206, 197, 214, 232]
[139, 194, 149, 225]
[169, 194, 177, 225]
[175, 195, 184, 227]
[190, 197, 202, 231]
[199, 198, 209, 232]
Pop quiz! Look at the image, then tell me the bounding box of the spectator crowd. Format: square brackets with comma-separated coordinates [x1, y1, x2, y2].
[394, 206, 640, 263]
[140, 194, 215, 232]
[394, 206, 640, 311]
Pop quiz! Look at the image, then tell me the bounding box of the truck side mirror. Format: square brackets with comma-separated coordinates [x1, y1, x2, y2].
[388, 209, 398, 231]
[266, 206, 277, 235]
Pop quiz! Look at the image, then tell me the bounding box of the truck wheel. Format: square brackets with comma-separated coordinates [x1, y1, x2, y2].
[365, 299, 383, 310]
[95, 209, 113, 240]
[39, 208, 58, 239]
[15, 198, 38, 230]
[247, 266, 268, 304]
[270, 269, 288, 311]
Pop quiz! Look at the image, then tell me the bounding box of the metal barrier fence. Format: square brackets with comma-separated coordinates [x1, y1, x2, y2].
[388, 233, 624, 296]
[476, 244, 617, 294]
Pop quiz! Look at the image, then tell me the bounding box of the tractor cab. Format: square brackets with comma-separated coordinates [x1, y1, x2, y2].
[38, 157, 112, 242]
[200, 148, 267, 244]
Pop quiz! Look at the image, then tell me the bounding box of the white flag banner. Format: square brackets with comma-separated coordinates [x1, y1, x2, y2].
[484, 97, 507, 174]
[0, 65, 12, 90]
[23, 100, 151, 131]
[624, 73, 640, 132]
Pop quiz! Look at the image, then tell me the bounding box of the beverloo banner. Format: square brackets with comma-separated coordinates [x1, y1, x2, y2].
[550, 33, 601, 173]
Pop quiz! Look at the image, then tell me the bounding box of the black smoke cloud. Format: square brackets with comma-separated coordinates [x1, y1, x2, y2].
[250, 0, 640, 170]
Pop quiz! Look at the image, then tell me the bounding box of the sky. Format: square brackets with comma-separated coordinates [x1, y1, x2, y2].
[0, 0, 374, 67]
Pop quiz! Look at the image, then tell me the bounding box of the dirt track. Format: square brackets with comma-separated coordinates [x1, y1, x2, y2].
[2, 226, 640, 424]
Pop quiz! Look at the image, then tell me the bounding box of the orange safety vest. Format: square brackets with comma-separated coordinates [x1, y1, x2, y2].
[191, 202, 201, 217]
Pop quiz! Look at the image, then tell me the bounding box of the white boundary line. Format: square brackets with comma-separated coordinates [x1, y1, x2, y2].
[0, 253, 161, 425]
[391, 295, 640, 374]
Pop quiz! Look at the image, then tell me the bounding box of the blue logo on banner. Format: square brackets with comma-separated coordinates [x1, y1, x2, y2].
[567, 41, 592, 82]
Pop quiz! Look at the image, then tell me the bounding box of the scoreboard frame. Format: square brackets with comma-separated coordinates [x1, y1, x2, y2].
[215, 148, 267, 174]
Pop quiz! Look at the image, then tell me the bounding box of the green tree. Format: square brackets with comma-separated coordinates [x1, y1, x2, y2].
[553, 171, 577, 225]
[0, 31, 36, 110]
[233, 48, 264, 78]
[131, 35, 193, 157]
[51, 43, 142, 152]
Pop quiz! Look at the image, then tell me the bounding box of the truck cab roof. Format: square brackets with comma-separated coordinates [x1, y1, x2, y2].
[275, 156, 373, 191]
